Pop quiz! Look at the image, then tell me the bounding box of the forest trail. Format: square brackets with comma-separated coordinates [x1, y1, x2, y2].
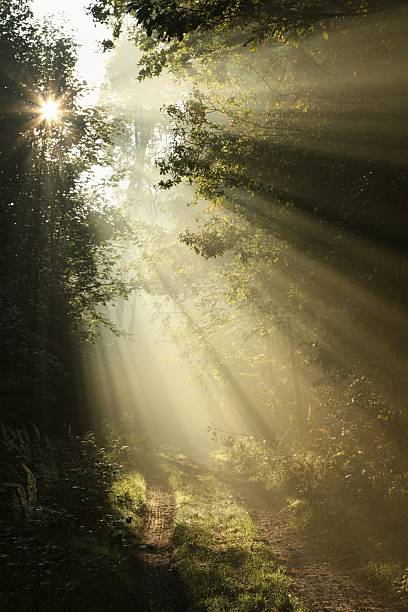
[132, 456, 404, 612]
[133, 478, 187, 612]
[232, 482, 401, 612]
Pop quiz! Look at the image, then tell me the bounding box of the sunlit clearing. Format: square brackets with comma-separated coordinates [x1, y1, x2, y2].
[39, 98, 61, 122]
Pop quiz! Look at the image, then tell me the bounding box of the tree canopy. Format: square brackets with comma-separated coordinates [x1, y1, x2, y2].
[0, 0, 132, 427]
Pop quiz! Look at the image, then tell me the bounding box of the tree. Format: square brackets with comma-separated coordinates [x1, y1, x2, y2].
[0, 0, 133, 428]
[154, 71, 408, 443]
[91, 0, 408, 460]
[89, 0, 408, 77]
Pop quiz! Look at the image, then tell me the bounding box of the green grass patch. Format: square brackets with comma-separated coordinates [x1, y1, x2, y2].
[165, 459, 307, 612]
[110, 471, 147, 533]
[216, 436, 408, 606]
[360, 560, 402, 589]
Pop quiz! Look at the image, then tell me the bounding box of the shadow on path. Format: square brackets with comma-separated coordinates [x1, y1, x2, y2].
[131, 472, 188, 612]
[228, 477, 405, 612]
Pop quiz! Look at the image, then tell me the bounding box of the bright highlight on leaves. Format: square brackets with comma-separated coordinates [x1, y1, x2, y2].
[39, 98, 61, 122]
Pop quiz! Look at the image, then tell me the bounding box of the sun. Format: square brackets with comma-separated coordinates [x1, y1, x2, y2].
[39, 99, 61, 122]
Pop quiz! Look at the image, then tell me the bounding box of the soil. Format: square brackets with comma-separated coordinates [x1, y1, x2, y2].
[232, 479, 407, 612]
[132, 478, 188, 612]
[129, 458, 407, 611]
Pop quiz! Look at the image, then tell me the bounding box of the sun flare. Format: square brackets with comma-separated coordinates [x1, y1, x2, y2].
[39, 98, 61, 122]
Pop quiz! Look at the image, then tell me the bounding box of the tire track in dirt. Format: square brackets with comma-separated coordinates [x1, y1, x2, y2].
[134, 480, 187, 612]
[234, 485, 404, 612]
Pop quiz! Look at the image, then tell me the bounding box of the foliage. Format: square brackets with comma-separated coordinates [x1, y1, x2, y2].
[102, 2, 408, 445]
[110, 471, 147, 531]
[0, 0, 134, 426]
[217, 429, 408, 604]
[0, 420, 149, 611]
[155, 2, 408, 430]
[84, 5, 408, 606]
[89, 0, 405, 77]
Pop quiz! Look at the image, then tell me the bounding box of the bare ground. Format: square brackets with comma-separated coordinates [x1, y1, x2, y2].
[131, 478, 188, 612]
[128, 458, 407, 611]
[232, 480, 407, 612]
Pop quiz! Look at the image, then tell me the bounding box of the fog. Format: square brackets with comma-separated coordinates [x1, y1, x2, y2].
[81, 5, 408, 457]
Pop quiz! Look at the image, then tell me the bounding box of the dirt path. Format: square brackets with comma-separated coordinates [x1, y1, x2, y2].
[128, 458, 406, 611]
[233, 483, 404, 612]
[133, 479, 187, 612]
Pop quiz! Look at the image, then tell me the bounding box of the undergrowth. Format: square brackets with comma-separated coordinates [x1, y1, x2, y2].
[0, 420, 148, 611]
[216, 434, 408, 607]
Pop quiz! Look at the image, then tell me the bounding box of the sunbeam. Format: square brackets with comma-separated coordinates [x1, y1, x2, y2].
[2, 1, 408, 609]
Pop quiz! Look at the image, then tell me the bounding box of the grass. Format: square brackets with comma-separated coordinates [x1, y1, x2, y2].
[215, 439, 408, 607]
[162, 457, 307, 612]
[110, 471, 147, 533]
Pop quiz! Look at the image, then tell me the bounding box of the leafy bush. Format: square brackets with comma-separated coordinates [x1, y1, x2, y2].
[0, 421, 147, 611]
[218, 430, 408, 604]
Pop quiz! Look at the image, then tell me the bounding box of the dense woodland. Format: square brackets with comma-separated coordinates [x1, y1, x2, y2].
[1, 0, 408, 610]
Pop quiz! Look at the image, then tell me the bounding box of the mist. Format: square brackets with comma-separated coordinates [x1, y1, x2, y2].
[2, 2, 407, 610]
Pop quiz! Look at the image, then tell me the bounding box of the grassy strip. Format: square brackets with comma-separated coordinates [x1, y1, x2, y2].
[216, 439, 408, 606]
[110, 471, 147, 533]
[164, 458, 307, 612]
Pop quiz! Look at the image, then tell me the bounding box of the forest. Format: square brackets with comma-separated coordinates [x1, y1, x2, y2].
[1, 0, 407, 610]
